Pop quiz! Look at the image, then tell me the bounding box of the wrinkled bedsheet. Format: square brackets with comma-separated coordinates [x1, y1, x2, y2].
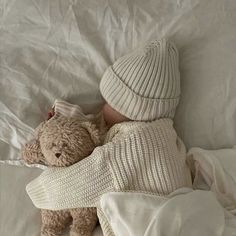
[1, 0, 236, 235]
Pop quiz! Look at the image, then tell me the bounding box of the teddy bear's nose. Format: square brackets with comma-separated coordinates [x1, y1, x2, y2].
[55, 153, 61, 158]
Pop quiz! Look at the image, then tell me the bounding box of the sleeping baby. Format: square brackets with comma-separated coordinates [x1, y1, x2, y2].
[26, 38, 192, 236]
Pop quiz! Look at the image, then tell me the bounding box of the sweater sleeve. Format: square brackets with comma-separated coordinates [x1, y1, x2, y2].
[26, 146, 114, 210]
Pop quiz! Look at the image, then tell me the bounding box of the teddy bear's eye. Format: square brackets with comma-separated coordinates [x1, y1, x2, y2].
[62, 143, 67, 148]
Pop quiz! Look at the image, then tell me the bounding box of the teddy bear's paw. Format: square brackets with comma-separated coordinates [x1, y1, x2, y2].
[41, 227, 62, 236]
[70, 230, 93, 236]
[41, 231, 58, 236]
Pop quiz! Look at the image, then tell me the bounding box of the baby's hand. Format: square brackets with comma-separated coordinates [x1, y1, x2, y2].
[47, 107, 55, 120]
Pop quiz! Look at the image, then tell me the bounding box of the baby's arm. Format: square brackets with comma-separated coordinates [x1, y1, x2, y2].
[26, 145, 114, 210]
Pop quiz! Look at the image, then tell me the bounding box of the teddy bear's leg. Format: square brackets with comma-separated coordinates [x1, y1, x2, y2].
[69, 207, 97, 236]
[41, 209, 72, 236]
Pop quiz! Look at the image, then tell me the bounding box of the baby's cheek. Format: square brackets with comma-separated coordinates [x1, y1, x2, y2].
[102, 104, 112, 125]
[103, 112, 111, 126]
[102, 103, 129, 127]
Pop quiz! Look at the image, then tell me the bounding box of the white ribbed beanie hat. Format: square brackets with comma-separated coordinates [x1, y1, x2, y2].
[99, 38, 180, 121]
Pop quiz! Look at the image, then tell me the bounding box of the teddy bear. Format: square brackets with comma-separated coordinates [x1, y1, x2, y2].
[21, 113, 103, 236]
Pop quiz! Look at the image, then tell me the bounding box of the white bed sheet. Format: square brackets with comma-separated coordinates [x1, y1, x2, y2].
[1, 0, 236, 235]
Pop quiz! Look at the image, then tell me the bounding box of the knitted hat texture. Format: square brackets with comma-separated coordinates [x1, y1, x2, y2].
[99, 38, 180, 121]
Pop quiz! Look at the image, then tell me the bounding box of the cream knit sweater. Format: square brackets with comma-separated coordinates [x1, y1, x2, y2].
[27, 118, 192, 235]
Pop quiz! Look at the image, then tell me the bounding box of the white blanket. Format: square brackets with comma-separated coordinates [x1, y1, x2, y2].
[100, 147, 236, 236]
[188, 147, 236, 214]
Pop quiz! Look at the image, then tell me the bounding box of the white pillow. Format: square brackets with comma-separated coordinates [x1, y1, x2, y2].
[100, 190, 228, 236]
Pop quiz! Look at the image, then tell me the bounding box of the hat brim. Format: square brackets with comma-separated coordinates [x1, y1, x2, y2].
[99, 67, 179, 121]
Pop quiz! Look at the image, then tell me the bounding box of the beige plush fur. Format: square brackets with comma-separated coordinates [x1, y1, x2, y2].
[21, 114, 103, 236]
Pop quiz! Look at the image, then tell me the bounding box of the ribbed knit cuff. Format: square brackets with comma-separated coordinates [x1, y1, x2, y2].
[26, 148, 114, 210]
[26, 171, 52, 208]
[100, 67, 180, 121]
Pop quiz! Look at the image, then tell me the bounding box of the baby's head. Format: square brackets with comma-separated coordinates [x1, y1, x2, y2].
[100, 38, 180, 127]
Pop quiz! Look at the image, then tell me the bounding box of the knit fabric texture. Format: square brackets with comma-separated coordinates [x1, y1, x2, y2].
[99, 38, 180, 121]
[97, 207, 115, 236]
[26, 118, 192, 235]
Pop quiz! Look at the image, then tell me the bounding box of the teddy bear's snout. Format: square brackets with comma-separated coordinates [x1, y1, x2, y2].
[55, 153, 61, 158]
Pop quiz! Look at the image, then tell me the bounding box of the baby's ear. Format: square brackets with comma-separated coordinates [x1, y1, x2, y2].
[80, 122, 101, 146]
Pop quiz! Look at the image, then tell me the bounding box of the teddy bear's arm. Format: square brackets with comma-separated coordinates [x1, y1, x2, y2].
[21, 139, 46, 165]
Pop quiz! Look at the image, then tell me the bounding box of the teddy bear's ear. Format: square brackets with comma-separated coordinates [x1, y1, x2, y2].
[80, 122, 101, 146]
[34, 121, 46, 139]
[21, 139, 47, 165]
